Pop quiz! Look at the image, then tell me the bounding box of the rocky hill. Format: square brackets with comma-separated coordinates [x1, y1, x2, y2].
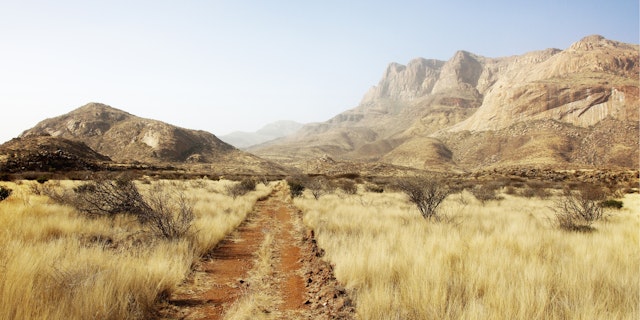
[220, 120, 304, 149]
[0, 135, 110, 173]
[18, 103, 289, 175]
[252, 35, 639, 172]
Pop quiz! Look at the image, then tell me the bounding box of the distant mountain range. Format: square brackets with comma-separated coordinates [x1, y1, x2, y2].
[220, 120, 304, 149]
[252, 35, 639, 171]
[1, 35, 637, 177]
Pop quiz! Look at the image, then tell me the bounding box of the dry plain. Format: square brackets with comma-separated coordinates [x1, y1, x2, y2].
[0, 176, 638, 319]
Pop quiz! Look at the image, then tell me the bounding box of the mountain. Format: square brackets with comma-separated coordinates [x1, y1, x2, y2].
[18, 103, 289, 175]
[220, 120, 304, 149]
[252, 35, 639, 171]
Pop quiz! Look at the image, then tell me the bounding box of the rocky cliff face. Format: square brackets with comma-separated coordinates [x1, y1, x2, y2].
[254, 35, 639, 171]
[450, 35, 639, 132]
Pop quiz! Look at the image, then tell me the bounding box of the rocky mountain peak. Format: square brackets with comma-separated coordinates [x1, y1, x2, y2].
[360, 58, 445, 106]
[568, 34, 614, 51]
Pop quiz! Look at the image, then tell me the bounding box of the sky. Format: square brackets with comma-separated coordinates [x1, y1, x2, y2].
[0, 0, 638, 144]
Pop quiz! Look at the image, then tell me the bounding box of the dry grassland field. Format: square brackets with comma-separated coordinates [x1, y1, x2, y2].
[295, 184, 639, 320]
[0, 176, 638, 319]
[0, 178, 272, 320]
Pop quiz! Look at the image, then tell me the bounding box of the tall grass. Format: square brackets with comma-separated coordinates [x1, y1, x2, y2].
[295, 189, 639, 320]
[0, 178, 271, 320]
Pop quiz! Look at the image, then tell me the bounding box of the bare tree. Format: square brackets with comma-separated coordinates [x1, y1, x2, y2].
[552, 187, 606, 232]
[308, 176, 332, 200]
[72, 177, 194, 239]
[397, 176, 453, 220]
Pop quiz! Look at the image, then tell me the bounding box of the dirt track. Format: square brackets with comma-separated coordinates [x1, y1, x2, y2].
[158, 182, 354, 319]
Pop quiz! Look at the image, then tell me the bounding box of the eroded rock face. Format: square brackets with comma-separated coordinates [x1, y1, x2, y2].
[360, 58, 444, 106]
[450, 35, 639, 132]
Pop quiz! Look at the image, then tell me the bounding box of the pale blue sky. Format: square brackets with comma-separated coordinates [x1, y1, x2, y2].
[1, 0, 638, 143]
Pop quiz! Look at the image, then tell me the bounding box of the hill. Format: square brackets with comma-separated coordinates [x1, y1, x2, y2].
[18, 103, 290, 176]
[0, 135, 110, 173]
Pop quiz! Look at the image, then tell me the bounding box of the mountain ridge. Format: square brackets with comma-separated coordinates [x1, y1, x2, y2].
[252, 35, 639, 171]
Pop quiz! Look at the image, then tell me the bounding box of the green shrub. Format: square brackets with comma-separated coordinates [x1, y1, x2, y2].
[289, 182, 305, 198]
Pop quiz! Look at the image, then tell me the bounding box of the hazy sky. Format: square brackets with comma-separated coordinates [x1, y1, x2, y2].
[1, 0, 638, 144]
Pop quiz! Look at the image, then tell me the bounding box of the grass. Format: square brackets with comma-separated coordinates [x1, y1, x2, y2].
[0, 178, 272, 320]
[295, 188, 640, 320]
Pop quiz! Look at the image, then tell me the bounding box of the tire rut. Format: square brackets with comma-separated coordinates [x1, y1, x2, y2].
[157, 182, 354, 320]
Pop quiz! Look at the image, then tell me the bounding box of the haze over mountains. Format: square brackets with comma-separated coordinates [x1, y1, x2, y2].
[220, 120, 304, 149]
[1, 35, 638, 176]
[252, 35, 639, 171]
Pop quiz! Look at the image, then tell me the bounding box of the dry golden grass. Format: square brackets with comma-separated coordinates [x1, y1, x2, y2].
[0, 179, 272, 320]
[295, 188, 639, 320]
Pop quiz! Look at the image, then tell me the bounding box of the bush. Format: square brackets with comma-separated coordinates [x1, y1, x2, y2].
[0, 185, 12, 201]
[552, 188, 606, 232]
[469, 182, 503, 204]
[226, 178, 257, 198]
[335, 178, 358, 195]
[396, 176, 453, 220]
[600, 199, 623, 209]
[289, 182, 305, 198]
[72, 177, 193, 239]
[308, 177, 332, 200]
[364, 183, 384, 193]
[286, 176, 307, 198]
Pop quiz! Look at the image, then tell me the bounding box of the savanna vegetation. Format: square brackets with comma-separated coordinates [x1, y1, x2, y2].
[0, 171, 637, 319]
[0, 177, 272, 319]
[295, 178, 639, 319]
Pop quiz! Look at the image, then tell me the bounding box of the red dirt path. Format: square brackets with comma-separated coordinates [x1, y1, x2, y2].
[157, 183, 354, 320]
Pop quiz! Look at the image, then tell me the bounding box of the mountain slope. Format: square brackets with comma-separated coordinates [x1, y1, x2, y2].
[253, 35, 639, 171]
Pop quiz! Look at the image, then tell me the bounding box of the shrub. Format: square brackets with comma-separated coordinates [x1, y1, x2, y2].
[0, 185, 12, 201]
[396, 176, 453, 220]
[72, 177, 193, 239]
[364, 183, 384, 193]
[469, 182, 503, 204]
[308, 177, 332, 200]
[600, 199, 623, 209]
[335, 178, 358, 195]
[288, 181, 305, 198]
[226, 178, 257, 198]
[552, 188, 606, 232]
